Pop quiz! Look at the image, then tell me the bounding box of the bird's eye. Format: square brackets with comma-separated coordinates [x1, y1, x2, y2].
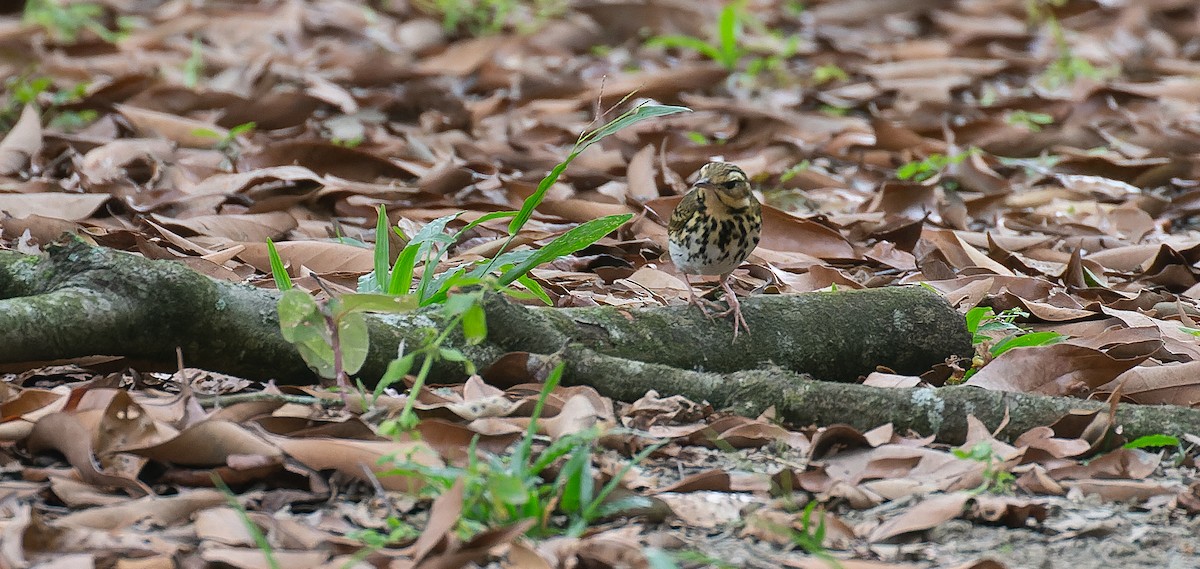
[722, 180, 739, 190]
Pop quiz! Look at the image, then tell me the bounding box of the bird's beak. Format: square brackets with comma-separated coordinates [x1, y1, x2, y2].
[693, 177, 711, 187]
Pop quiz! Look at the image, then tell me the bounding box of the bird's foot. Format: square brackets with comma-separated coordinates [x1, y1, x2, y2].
[714, 277, 750, 340]
[686, 287, 720, 319]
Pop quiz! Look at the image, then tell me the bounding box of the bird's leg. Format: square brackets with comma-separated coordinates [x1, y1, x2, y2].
[714, 273, 750, 339]
[683, 274, 717, 319]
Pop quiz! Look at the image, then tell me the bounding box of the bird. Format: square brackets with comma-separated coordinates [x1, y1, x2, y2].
[668, 162, 762, 339]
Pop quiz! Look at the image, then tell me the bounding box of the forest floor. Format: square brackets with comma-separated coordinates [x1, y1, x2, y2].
[2, 0, 1200, 567]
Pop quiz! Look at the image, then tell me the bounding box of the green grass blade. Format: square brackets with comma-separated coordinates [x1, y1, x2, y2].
[373, 205, 390, 293]
[717, 3, 740, 69]
[266, 239, 292, 291]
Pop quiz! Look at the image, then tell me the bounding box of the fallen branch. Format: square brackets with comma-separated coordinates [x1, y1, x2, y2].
[0, 239, 971, 387]
[559, 346, 1200, 443]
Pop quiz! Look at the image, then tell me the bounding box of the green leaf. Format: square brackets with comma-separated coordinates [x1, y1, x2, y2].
[498, 214, 633, 286]
[411, 213, 465, 300]
[375, 353, 415, 400]
[579, 104, 692, 150]
[423, 266, 472, 305]
[277, 290, 338, 378]
[896, 161, 925, 180]
[277, 289, 321, 332]
[507, 104, 690, 237]
[557, 448, 593, 514]
[190, 127, 221, 140]
[507, 161, 570, 236]
[487, 474, 528, 505]
[229, 121, 256, 136]
[716, 2, 741, 69]
[451, 210, 518, 240]
[266, 239, 292, 291]
[438, 347, 467, 363]
[441, 288, 480, 318]
[645, 35, 723, 63]
[461, 303, 487, 345]
[373, 205, 391, 293]
[467, 250, 538, 279]
[964, 306, 992, 335]
[1123, 434, 1180, 449]
[516, 274, 552, 305]
[338, 312, 369, 375]
[990, 331, 1065, 356]
[387, 242, 421, 295]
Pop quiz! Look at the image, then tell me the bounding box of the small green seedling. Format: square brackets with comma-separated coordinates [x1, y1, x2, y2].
[811, 63, 848, 85]
[193, 121, 256, 170]
[954, 441, 1016, 494]
[24, 0, 130, 43]
[961, 306, 1065, 381]
[896, 148, 978, 183]
[646, 2, 745, 70]
[418, 0, 566, 36]
[2, 77, 98, 131]
[1005, 110, 1054, 131]
[382, 363, 666, 537]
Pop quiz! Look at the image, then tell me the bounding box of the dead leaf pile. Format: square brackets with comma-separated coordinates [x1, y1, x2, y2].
[3, 0, 1200, 566]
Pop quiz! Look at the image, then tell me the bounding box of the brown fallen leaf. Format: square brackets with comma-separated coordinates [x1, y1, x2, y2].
[0, 104, 42, 175]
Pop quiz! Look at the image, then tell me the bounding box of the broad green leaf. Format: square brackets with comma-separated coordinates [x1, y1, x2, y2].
[991, 331, 1065, 356]
[461, 303, 487, 345]
[964, 306, 992, 335]
[498, 214, 633, 286]
[338, 312, 369, 375]
[266, 239, 292, 291]
[277, 289, 321, 331]
[1123, 434, 1179, 449]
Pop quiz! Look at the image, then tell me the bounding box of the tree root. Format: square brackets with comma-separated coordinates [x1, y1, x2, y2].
[0, 239, 971, 387]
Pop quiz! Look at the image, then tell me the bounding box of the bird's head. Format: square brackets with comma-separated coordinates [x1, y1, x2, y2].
[693, 162, 752, 200]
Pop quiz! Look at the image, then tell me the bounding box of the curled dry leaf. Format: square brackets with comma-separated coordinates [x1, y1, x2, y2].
[0, 105, 42, 175]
